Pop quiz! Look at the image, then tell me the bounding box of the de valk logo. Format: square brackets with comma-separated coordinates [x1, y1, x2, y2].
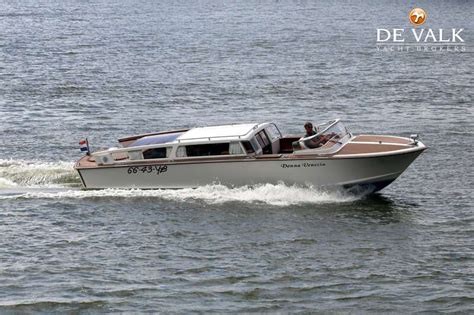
[376, 8, 465, 52]
[409, 8, 427, 26]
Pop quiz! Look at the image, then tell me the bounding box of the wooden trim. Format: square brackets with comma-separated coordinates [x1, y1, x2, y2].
[75, 146, 426, 170]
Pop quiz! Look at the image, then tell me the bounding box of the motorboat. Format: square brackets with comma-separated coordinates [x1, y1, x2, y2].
[74, 119, 426, 192]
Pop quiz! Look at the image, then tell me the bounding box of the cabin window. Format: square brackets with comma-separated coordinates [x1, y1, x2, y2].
[250, 137, 261, 153]
[229, 142, 243, 155]
[178, 143, 231, 157]
[128, 150, 143, 160]
[255, 130, 272, 154]
[266, 124, 281, 141]
[176, 146, 187, 157]
[256, 130, 270, 146]
[143, 147, 170, 159]
[241, 141, 255, 153]
[255, 134, 264, 148]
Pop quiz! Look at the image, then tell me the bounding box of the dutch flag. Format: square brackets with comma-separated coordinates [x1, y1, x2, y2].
[79, 139, 89, 154]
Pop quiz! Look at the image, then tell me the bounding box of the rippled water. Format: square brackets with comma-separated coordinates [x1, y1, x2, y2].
[0, 0, 473, 313]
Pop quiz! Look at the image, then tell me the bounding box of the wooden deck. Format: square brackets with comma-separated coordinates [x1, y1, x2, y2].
[335, 135, 413, 156]
[351, 135, 412, 144]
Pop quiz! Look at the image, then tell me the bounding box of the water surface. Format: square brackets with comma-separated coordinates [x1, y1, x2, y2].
[0, 0, 473, 313]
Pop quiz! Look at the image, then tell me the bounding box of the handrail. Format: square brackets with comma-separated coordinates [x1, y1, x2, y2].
[300, 119, 340, 142]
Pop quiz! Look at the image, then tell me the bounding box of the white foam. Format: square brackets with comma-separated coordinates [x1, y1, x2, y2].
[0, 159, 80, 188]
[0, 159, 363, 205]
[0, 183, 360, 206]
[0, 177, 18, 188]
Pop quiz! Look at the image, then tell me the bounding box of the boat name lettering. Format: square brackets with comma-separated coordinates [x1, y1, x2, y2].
[281, 162, 325, 168]
[127, 165, 168, 175]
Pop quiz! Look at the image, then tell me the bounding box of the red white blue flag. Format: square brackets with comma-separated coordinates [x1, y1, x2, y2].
[79, 139, 89, 153]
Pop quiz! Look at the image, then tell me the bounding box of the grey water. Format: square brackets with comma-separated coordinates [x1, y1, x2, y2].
[0, 0, 473, 313]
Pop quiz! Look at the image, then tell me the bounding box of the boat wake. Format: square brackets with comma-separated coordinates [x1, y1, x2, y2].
[0, 184, 362, 205]
[0, 159, 80, 188]
[0, 159, 364, 205]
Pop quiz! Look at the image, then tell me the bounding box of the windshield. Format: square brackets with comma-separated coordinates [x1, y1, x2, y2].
[318, 120, 348, 140]
[301, 120, 349, 149]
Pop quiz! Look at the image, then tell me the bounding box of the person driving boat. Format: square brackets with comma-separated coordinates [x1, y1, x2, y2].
[303, 122, 330, 148]
[293, 122, 321, 150]
[304, 122, 316, 137]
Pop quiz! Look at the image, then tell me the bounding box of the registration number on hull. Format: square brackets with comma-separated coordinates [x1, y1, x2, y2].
[127, 165, 168, 175]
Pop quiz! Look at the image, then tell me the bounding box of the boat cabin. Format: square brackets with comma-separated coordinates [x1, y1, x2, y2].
[91, 120, 351, 165]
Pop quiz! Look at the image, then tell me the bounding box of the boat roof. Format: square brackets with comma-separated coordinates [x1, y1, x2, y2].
[177, 123, 260, 142]
[129, 132, 185, 147]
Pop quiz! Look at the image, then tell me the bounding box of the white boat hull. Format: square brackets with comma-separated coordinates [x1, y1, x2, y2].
[77, 148, 424, 192]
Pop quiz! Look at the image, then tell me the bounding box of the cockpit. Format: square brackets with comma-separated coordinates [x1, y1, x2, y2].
[292, 119, 351, 152]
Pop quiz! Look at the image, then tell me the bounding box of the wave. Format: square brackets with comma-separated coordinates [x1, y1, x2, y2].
[0, 183, 361, 205]
[0, 159, 80, 188]
[0, 159, 364, 205]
